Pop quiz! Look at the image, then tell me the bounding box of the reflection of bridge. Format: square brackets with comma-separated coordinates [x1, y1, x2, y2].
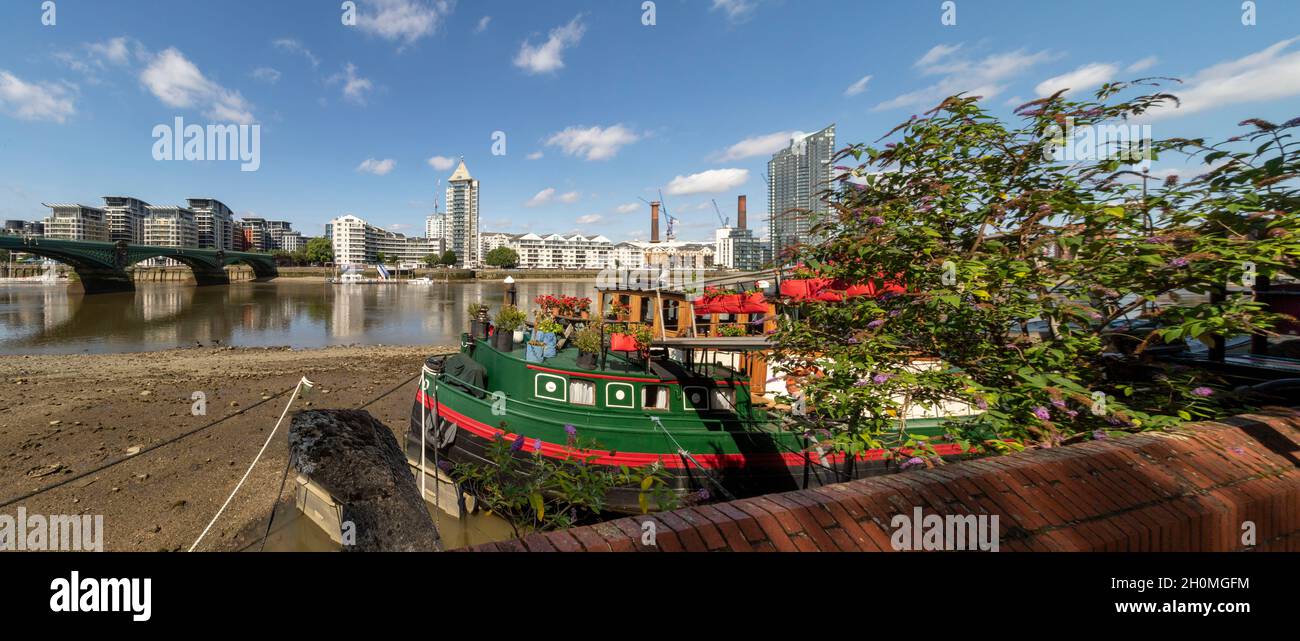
[0, 236, 278, 294]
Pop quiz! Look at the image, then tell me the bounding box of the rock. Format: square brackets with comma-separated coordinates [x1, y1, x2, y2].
[140, 390, 152, 397]
[49, 420, 61, 426]
[126, 445, 142, 456]
[26, 463, 64, 478]
[289, 410, 441, 552]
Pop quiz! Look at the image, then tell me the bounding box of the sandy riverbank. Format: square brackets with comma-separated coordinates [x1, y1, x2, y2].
[0, 344, 453, 551]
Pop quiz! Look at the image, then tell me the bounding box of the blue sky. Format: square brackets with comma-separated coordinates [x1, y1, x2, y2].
[1, 0, 1298, 242]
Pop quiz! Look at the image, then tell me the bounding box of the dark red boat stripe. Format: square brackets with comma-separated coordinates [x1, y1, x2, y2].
[415, 391, 966, 470]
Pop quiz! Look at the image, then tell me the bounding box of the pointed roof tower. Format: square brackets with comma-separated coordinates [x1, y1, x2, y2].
[448, 157, 472, 182]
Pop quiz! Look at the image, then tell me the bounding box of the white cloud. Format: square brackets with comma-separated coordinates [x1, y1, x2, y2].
[139, 48, 255, 123]
[526, 150, 544, 160]
[87, 37, 134, 66]
[475, 16, 491, 33]
[329, 63, 374, 105]
[1035, 62, 1118, 97]
[711, 0, 758, 21]
[559, 190, 581, 203]
[876, 45, 1057, 111]
[427, 155, 455, 170]
[356, 158, 397, 175]
[844, 74, 872, 97]
[0, 71, 76, 123]
[545, 124, 640, 161]
[614, 203, 640, 214]
[526, 188, 556, 207]
[251, 67, 281, 84]
[1127, 56, 1158, 73]
[356, 0, 453, 46]
[514, 15, 585, 75]
[273, 38, 320, 68]
[576, 214, 602, 224]
[665, 168, 750, 196]
[915, 43, 963, 70]
[1145, 38, 1300, 120]
[717, 130, 807, 161]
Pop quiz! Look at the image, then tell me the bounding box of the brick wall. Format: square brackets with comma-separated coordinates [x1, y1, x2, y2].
[466, 407, 1300, 552]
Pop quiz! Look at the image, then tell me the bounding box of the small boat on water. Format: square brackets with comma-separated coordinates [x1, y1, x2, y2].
[409, 279, 979, 513]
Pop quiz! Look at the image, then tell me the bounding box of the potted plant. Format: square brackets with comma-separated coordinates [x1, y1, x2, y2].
[574, 325, 602, 370]
[468, 302, 490, 340]
[606, 299, 630, 321]
[608, 322, 638, 352]
[525, 339, 546, 363]
[633, 324, 655, 355]
[719, 325, 747, 337]
[535, 316, 562, 358]
[494, 304, 526, 352]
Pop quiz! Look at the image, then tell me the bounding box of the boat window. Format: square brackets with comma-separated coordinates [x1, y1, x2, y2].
[606, 382, 635, 408]
[639, 296, 654, 323]
[712, 387, 737, 411]
[570, 379, 596, 406]
[684, 386, 710, 411]
[643, 385, 670, 411]
[662, 299, 680, 332]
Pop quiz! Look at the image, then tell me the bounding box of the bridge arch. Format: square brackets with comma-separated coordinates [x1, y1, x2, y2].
[0, 237, 278, 294]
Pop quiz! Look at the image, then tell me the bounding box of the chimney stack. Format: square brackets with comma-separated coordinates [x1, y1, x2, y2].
[650, 201, 661, 243]
[737, 195, 747, 230]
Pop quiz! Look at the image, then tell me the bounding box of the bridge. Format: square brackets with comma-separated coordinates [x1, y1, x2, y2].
[0, 235, 278, 294]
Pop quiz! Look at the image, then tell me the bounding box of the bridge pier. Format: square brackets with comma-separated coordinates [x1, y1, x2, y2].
[191, 267, 232, 287]
[67, 267, 136, 295]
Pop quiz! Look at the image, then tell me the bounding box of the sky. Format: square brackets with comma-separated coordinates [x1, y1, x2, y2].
[1, 0, 1298, 242]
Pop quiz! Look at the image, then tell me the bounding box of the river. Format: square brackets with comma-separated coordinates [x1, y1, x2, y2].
[0, 279, 597, 355]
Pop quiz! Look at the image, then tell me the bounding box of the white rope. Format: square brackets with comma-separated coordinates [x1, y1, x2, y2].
[188, 376, 314, 552]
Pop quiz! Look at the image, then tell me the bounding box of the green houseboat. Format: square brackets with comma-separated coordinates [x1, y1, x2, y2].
[408, 287, 972, 513]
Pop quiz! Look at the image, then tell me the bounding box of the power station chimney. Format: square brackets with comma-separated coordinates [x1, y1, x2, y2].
[737, 195, 747, 230]
[650, 201, 661, 243]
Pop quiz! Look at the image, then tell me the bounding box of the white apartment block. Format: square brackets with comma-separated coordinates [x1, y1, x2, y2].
[42, 204, 109, 242]
[479, 232, 613, 269]
[144, 206, 198, 248]
[327, 214, 441, 267]
[101, 196, 150, 244]
[425, 213, 447, 241]
[445, 160, 480, 268]
[186, 198, 235, 250]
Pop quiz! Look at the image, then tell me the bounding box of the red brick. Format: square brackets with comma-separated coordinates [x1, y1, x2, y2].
[655, 510, 708, 552]
[733, 499, 799, 552]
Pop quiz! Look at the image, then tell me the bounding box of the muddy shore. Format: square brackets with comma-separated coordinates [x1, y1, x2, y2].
[0, 345, 453, 551]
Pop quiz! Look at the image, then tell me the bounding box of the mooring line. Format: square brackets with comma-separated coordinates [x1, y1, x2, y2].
[0, 384, 297, 511]
[189, 376, 314, 552]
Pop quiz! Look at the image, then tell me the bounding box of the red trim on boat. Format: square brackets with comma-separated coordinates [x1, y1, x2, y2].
[416, 390, 966, 470]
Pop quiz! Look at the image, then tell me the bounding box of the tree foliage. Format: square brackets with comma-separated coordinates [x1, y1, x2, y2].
[484, 246, 520, 268]
[304, 237, 333, 265]
[774, 81, 1300, 455]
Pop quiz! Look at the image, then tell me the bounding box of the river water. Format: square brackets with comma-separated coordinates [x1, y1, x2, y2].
[0, 279, 597, 355]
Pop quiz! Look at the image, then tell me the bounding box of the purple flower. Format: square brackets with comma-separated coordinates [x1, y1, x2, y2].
[564, 424, 577, 437]
[853, 378, 871, 388]
[975, 397, 989, 411]
[1066, 410, 1079, 419]
[510, 434, 525, 452]
[847, 337, 859, 344]
[1032, 406, 1052, 421]
[1092, 429, 1107, 440]
[872, 373, 893, 384]
[889, 309, 901, 318]
[868, 215, 885, 226]
[867, 319, 885, 330]
[900, 457, 924, 470]
[1051, 398, 1067, 409]
[696, 488, 711, 501]
[532, 438, 542, 454]
[1191, 386, 1214, 397]
[1168, 257, 1190, 268]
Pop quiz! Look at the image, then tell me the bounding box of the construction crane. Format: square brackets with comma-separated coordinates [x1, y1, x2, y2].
[711, 199, 729, 228]
[639, 191, 678, 241]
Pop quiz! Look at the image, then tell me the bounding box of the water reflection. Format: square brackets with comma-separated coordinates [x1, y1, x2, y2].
[0, 279, 596, 354]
